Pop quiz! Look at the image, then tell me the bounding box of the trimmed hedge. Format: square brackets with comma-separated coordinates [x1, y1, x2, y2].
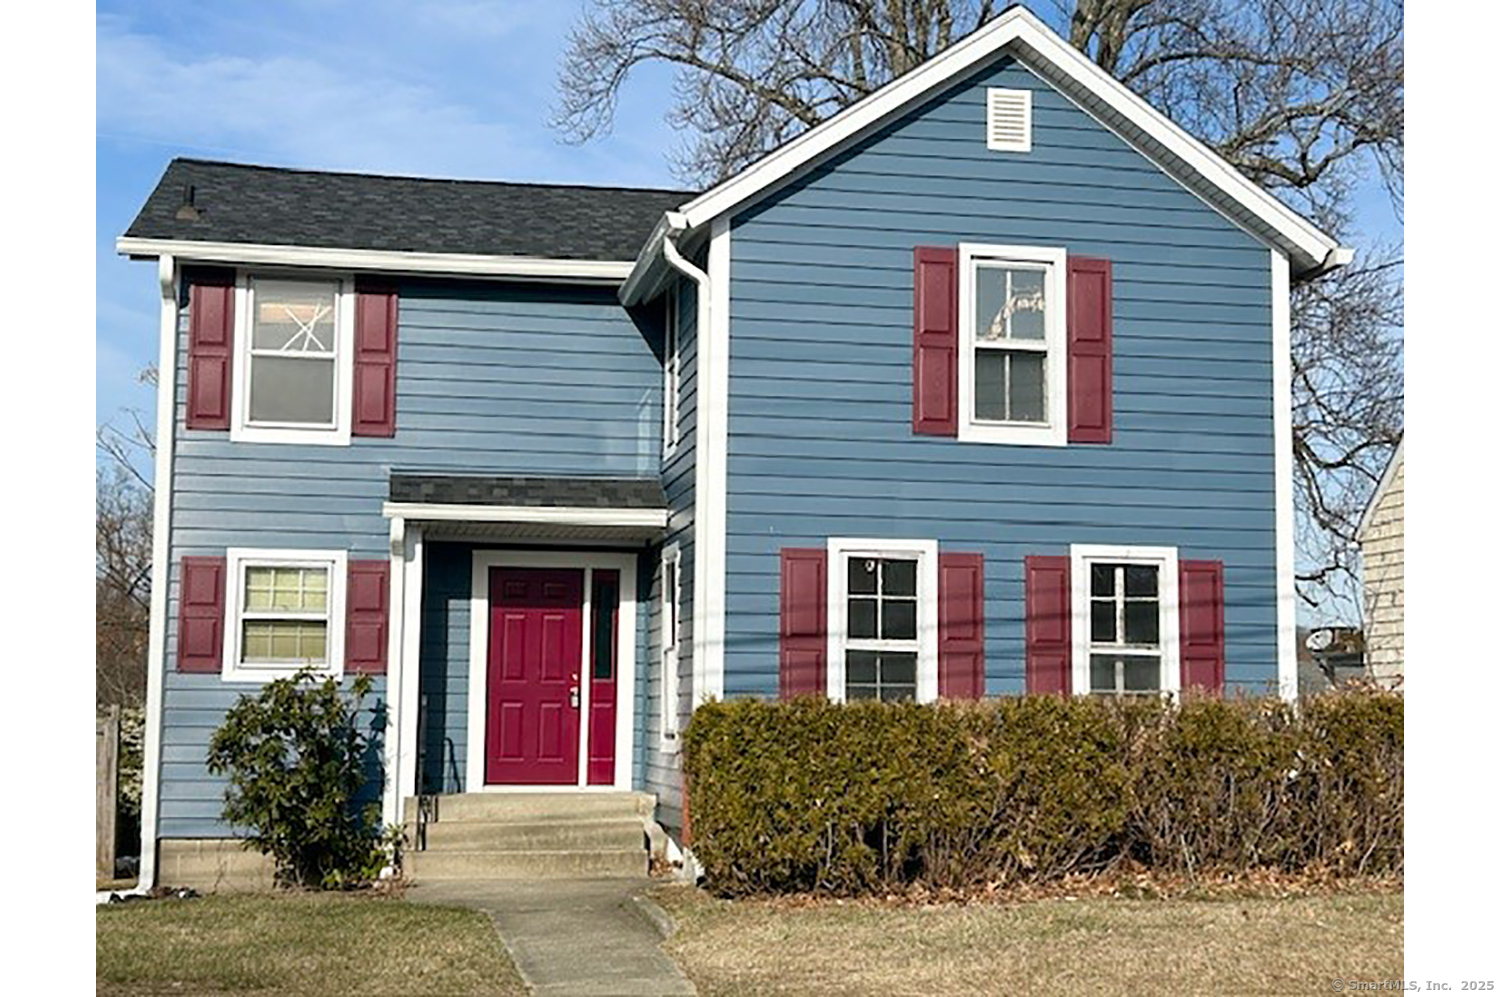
[681, 691, 1402, 895]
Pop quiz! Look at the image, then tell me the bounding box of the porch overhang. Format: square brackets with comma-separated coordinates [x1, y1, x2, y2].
[382, 474, 669, 545]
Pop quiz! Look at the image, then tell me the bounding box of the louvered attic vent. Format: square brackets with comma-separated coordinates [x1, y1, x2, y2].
[986, 88, 1032, 152]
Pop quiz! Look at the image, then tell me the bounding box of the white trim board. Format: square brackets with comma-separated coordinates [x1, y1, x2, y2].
[116, 237, 635, 284]
[465, 550, 639, 793]
[624, 6, 1347, 296]
[382, 502, 668, 529]
[1271, 251, 1298, 702]
[692, 216, 731, 706]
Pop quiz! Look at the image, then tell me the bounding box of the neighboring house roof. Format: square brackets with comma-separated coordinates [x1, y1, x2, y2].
[1356, 438, 1405, 541]
[623, 5, 1350, 302]
[388, 474, 667, 510]
[118, 158, 693, 280]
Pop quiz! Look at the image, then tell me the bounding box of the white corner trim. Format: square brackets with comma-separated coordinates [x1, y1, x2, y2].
[663, 7, 1343, 275]
[381, 518, 406, 830]
[956, 243, 1068, 446]
[116, 237, 635, 284]
[137, 253, 178, 891]
[219, 548, 349, 683]
[396, 525, 425, 805]
[1271, 251, 1298, 702]
[696, 216, 731, 705]
[380, 502, 669, 529]
[465, 551, 639, 792]
[825, 538, 940, 703]
[1068, 544, 1181, 697]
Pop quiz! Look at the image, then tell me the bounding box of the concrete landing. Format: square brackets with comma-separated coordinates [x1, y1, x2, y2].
[408, 878, 695, 996]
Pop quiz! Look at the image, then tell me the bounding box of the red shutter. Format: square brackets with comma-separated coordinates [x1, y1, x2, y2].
[938, 552, 985, 699]
[1067, 256, 1113, 444]
[1179, 559, 1226, 694]
[178, 556, 226, 673]
[352, 281, 399, 437]
[779, 548, 827, 698]
[345, 559, 391, 674]
[185, 268, 235, 431]
[912, 246, 959, 436]
[1024, 556, 1072, 694]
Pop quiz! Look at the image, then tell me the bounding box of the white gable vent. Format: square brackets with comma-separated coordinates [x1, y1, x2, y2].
[986, 88, 1032, 152]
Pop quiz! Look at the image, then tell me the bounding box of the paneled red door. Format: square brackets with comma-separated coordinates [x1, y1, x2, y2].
[486, 568, 583, 785]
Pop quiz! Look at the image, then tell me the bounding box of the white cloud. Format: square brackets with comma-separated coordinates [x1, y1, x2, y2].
[96, 14, 558, 180]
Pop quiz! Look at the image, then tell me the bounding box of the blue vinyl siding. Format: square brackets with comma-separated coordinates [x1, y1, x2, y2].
[160, 279, 664, 837]
[721, 55, 1279, 699]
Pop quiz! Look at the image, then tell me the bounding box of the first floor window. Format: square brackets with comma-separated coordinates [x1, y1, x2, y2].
[660, 545, 682, 747]
[959, 244, 1067, 445]
[224, 549, 346, 681]
[232, 274, 353, 445]
[829, 539, 938, 703]
[1071, 545, 1180, 696]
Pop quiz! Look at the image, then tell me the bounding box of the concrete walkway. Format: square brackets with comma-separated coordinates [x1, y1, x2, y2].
[408, 878, 696, 996]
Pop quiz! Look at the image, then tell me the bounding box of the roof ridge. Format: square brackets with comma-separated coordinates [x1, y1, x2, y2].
[169, 156, 697, 196]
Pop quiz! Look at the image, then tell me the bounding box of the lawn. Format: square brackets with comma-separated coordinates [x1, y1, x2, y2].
[654, 886, 1404, 996]
[96, 891, 526, 996]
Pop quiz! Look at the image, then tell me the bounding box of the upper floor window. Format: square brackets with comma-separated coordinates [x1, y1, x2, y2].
[827, 538, 938, 703]
[231, 274, 354, 446]
[1070, 544, 1180, 697]
[223, 547, 347, 682]
[663, 290, 681, 459]
[958, 244, 1067, 446]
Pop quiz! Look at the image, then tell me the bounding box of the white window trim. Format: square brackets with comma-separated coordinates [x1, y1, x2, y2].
[957, 243, 1068, 447]
[826, 538, 939, 703]
[662, 290, 681, 460]
[1069, 544, 1180, 697]
[659, 543, 683, 752]
[229, 271, 356, 446]
[222, 547, 348, 683]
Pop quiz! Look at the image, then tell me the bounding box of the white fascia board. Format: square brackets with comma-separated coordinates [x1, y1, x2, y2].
[116, 237, 634, 284]
[669, 6, 1347, 277]
[381, 501, 669, 529]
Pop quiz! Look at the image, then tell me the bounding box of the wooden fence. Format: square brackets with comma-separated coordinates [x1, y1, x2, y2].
[97, 705, 120, 880]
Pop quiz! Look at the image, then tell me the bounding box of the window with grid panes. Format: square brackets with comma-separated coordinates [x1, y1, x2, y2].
[1087, 562, 1164, 693]
[844, 556, 920, 701]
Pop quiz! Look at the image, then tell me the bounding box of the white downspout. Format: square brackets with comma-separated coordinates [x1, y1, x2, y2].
[135, 253, 179, 892]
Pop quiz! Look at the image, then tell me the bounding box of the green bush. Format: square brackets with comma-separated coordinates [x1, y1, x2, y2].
[681, 689, 1402, 896]
[206, 669, 397, 888]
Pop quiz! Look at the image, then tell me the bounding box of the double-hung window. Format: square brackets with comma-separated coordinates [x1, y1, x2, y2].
[958, 244, 1067, 445]
[659, 544, 683, 749]
[232, 275, 354, 445]
[828, 539, 938, 703]
[223, 548, 346, 681]
[1070, 545, 1180, 696]
[663, 291, 681, 459]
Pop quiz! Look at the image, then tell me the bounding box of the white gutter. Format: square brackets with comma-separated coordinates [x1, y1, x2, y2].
[116, 237, 633, 284]
[135, 254, 178, 892]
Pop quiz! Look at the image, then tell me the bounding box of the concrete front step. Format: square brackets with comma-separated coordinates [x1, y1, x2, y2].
[416, 817, 646, 853]
[407, 847, 649, 881]
[406, 791, 654, 823]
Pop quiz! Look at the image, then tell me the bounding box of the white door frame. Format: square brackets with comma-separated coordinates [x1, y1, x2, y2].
[466, 550, 638, 792]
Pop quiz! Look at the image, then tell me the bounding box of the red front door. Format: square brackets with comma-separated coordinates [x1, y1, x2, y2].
[486, 567, 583, 785]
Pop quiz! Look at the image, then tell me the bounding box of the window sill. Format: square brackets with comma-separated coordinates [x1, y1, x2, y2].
[230, 423, 353, 447]
[957, 421, 1067, 446]
[220, 663, 344, 684]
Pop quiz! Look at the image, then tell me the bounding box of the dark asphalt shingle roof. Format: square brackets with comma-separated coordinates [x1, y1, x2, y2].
[124, 158, 695, 262]
[389, 474, 666, 510]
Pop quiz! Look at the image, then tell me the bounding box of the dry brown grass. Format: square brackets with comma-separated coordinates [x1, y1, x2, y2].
[96, 891, 526, 996]
[654, 884, 1404, 996]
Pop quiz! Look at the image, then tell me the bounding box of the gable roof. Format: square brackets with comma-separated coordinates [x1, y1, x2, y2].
[622, 5, 1349, 302]
[1356, 438, 1405, 541]
[118, 158, 694, 280]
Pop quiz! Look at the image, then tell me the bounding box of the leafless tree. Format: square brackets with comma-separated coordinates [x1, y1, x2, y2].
[97, 367, 157, 710]
[555, 0, 1403, 617]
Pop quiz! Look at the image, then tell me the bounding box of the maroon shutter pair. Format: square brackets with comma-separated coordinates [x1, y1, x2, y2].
[184, 271, 398, 437]
[176, 558, 390, 674]
[779, 549, 986, 699]
[1022, 556, 1225, 694]
[912, 247, 1113, 443]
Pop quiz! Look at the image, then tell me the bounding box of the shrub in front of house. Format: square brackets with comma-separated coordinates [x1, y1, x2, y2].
[207, 669, 396, 888]
[681, 690, 1402, 896]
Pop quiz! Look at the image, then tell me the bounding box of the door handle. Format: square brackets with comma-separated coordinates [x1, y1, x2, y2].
[569, 686, 580, 709]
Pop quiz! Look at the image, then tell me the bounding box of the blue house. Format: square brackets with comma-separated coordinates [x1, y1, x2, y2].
[119, 7, 1348, 889]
